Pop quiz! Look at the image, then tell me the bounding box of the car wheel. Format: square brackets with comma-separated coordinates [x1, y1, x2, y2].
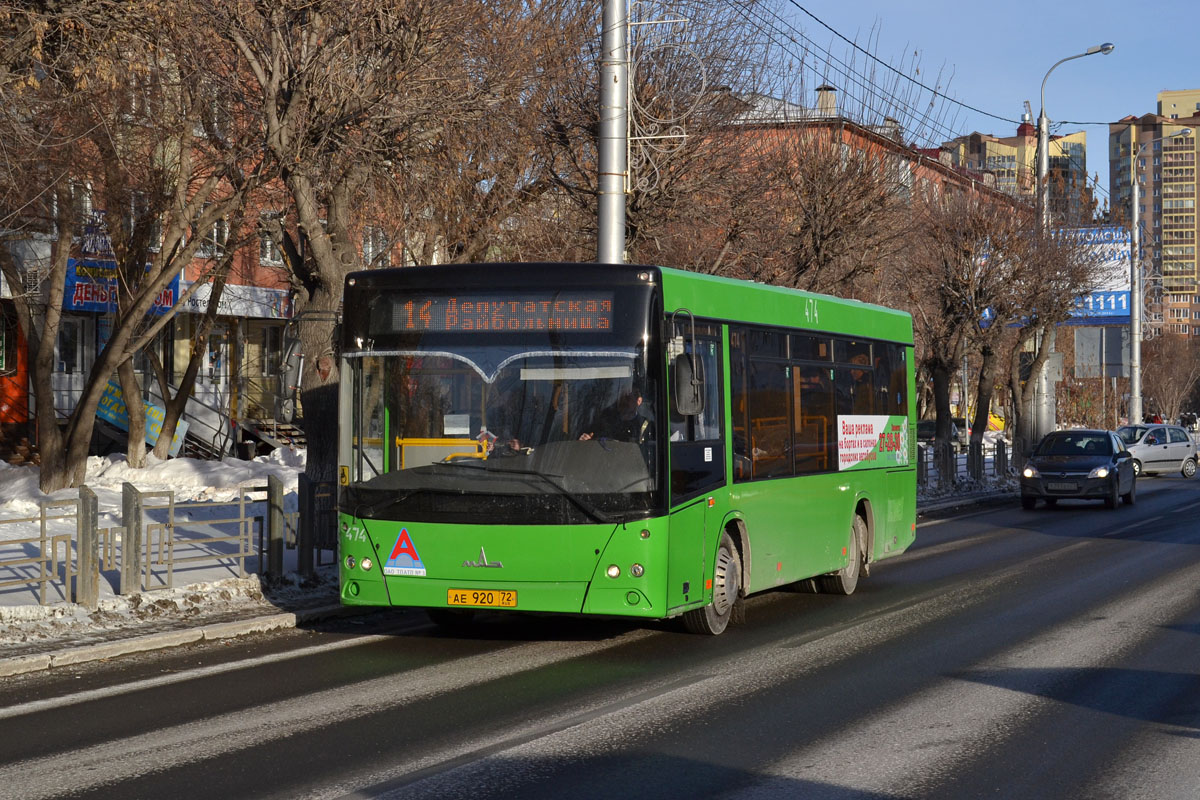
[1183, 458, 1197, 479]
[1132, 459, 1142, 477]
[1021, 494, 1036, 510]
[1122, 476, 1136, 505]
[683, 531, 741, 635]
[1105, 478, 1119, 509]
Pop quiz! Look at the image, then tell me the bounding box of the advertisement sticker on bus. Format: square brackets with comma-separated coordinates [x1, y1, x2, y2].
[384, 528, 427, 576]
[836, 415, 909, 470]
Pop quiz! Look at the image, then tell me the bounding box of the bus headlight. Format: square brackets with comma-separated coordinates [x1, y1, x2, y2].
[345, 555, 357, 570]
[606, 564, 621, 579]
[360, 557, 373, 572]
[630, 563, 645, 578]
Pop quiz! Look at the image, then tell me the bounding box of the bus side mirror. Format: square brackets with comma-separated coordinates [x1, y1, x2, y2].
[673, 353, 704, 416]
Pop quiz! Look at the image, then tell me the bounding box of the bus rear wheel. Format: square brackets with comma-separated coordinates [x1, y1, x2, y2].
[820, 515, 864, 595]
[683, 532, 741, 635]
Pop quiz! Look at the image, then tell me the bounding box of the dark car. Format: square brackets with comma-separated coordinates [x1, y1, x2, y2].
[916, 419, 961, 453]
[1020, 429, 1136, 510]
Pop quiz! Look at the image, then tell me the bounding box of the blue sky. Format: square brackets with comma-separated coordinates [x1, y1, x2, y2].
[784, 0, 1195, 215]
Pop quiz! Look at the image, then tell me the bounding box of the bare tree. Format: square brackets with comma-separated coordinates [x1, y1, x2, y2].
[212, 0, 541, 480]
[1141, 335, 1200, 424]
[0, 0, 266, 489]
[904, 185, 1019, 478]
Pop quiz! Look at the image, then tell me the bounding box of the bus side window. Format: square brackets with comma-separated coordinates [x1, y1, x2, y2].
[794, 365, 832, 473]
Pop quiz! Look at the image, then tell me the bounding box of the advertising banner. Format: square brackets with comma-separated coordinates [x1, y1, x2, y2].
[96, 380, 189, 457]
[837, 415, 909, 471]
[1064, 226, 1132, 322]
[64, 258, 179, 316]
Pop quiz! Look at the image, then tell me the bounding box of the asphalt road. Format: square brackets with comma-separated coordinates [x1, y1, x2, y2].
[1, 477, 1198, 800]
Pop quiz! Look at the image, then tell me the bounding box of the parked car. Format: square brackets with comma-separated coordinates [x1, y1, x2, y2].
[1020, 429, 1136, 510]
[950, 417, 971, 451]
[916, 419, 961, 453]
[1115, 424, 1198, 478]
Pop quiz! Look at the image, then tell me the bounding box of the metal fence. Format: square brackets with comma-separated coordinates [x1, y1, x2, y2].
[917, 439, 1012, 489]
[0, 478, 338, 609]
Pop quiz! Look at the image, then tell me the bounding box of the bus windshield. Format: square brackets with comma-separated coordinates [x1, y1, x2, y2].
[344, 346, 662, 525]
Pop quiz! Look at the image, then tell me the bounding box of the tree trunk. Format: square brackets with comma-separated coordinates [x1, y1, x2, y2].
[296, 295, 341, 484]
[930, 358, 955, 489]
[119, 358, 147, 468]
[970, 345, 998, 444]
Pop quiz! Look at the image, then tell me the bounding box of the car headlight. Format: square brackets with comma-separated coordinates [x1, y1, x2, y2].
[1089, 466, 1110, 479]
[1022, 465, 1040, 478]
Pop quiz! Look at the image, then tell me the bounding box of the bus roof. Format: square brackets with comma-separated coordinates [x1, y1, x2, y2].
[657, 265, 913, 345]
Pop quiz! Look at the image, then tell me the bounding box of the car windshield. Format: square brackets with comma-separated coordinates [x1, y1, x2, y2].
[1116, 426, 1146, 444]
[1036, 433, 1112, 457]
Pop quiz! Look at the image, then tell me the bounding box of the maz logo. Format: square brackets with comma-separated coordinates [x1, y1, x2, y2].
[463, 547, 503, 568]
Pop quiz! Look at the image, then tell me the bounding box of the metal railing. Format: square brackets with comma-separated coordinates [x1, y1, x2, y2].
[0, 476, 338, 609]
[917, 439, 1013, 489]
[0, 498, 78, 605]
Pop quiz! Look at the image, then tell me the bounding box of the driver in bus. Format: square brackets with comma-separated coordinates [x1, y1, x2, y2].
[579, 390, 651, 444]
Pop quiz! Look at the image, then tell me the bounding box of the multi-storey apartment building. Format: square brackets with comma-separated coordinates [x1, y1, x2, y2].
[1109, 90, 1200, 336]
[941, 121, 1090, 221]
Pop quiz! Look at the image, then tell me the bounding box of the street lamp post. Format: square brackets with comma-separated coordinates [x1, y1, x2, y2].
[1037, 43, 1114, 229]
[1129, 126, 1193, 425]
[1030, 43, 1114, 444]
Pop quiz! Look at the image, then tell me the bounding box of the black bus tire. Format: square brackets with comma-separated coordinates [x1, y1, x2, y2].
[683, 532, 741, 635]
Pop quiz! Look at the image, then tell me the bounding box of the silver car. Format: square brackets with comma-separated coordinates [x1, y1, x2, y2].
[1115, 424, 1198, 478]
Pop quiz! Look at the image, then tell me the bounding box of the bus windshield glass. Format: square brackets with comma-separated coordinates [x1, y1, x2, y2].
[344, 345, 662, 525]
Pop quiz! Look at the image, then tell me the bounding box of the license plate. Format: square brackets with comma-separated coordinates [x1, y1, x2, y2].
[446, 588, 517, 608]
[1047, 481, 1077, 491]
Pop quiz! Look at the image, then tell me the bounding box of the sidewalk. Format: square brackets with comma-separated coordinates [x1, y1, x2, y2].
[1, 485, 1016, 679]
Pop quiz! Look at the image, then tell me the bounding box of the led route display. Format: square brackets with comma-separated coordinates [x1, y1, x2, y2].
[384, 292, 615, 333]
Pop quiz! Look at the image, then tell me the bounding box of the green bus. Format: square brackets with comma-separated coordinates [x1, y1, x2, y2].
[337, 263, 916, 634]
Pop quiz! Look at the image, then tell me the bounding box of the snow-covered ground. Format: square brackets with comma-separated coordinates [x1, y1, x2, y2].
[0, 448, 339, 648]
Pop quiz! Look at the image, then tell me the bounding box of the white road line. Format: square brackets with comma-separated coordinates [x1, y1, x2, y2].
[0, 632, 400, 721]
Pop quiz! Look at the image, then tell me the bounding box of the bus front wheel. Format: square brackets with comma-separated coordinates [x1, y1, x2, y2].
[820, 516, 864, 595]
[683, 532, 742, 635]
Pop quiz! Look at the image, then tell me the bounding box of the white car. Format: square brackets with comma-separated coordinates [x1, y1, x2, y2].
[1115, 424, 1198, 478]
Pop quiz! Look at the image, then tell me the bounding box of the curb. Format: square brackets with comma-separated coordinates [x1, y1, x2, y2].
[0, 603, 350, 679]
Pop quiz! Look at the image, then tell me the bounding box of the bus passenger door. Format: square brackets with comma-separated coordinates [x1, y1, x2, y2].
[667, 331, 724, 612]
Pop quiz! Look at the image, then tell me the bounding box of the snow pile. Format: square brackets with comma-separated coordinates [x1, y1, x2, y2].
[0, 447, 307, 518]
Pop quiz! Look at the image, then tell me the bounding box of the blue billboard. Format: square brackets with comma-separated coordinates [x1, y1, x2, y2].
[64, 258, 180, 316]
[1065, 226, 1132, 323]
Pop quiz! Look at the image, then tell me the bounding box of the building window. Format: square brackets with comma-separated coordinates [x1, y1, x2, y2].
[362, 225, 391, 268]
[195, 206, 227, 258]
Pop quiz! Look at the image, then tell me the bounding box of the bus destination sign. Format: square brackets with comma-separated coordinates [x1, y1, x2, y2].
[384, 292, 615, 333]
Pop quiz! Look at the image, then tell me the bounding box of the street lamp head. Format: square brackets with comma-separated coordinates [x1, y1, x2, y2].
[1090, 42, 1115, 55]
[1178, 128, 1193, 137]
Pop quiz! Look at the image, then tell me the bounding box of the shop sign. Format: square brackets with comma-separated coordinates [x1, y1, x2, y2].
[64, 258, 180, 316]
[181, 281, 293, 319]
[96, 380, 189, 457]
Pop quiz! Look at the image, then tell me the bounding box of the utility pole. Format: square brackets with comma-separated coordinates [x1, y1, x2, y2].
[1032, 42, 1114, 442]
[597, 0, 628, 265]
